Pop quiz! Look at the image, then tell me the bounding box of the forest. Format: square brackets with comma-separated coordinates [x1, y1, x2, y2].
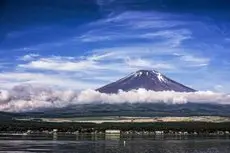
[1, 120, 230, 134]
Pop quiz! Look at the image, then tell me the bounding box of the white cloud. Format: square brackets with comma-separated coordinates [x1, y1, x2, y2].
[87, 52, 116, 61]
[141, 29, 191, 47]
[19, 58, 99, 72]
[125, 58, 152, 67]
[19, 54, 40, 61]
[125, 58, 174, 70]
[79, 28, 191, 47]
[14, 48, 209, 91]
[0, 72, 100, 90]
[80, 35, 115, 42]
[214, 85, 224, 92]
[179, 55, 210, 67]
[101, 11, 184, 28]
[77, 89, 230, 105]
[79, 11, 190, 48]
[17, 52, 178, 81]
[1, 86, 230, 112]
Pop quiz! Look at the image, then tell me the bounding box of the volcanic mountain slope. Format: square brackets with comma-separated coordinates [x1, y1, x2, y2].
[97, 70, 196, 93]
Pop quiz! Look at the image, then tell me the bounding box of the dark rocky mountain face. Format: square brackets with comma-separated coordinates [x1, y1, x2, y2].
[97, 70, 196, 93]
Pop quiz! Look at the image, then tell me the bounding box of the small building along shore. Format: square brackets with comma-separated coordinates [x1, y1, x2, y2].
[105, 130, 121, 134]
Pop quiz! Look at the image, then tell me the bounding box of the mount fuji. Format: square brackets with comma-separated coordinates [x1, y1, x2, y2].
[97, 70, 196, 93]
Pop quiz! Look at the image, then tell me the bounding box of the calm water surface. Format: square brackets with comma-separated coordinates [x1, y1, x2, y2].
[0, 134, 229, 153]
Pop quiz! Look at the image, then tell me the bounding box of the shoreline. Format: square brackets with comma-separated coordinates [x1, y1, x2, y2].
[16, 116, 230, 123]
[0, 131, 230, 136]
[1, 119, 230, 136]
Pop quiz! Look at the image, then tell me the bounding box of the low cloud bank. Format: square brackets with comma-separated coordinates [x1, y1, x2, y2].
[0, 84, 230, 112]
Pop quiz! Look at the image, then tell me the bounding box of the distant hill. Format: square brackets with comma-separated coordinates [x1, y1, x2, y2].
[0, 112, 18, 120]
[11, 103, 230, 118]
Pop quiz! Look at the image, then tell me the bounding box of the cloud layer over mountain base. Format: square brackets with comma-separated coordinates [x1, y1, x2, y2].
[0, 85, 230, 112]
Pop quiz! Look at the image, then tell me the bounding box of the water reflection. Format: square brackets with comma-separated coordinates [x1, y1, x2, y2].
[105, 134, 120, 141]
[0, 134, 229, 153]
[53, 133, 58, 140]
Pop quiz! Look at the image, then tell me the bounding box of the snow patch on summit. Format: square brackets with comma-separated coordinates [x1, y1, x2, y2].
[152, 70, 158, 74]
[134, 71, 144, 77]
[157, 72, 166, 82]
[138, 71, 143, 76]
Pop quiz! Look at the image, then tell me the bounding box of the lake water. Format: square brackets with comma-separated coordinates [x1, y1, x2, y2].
[0, 134, 230, 153]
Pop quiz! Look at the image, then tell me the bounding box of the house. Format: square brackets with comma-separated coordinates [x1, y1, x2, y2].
[155, 131, 164, 135]
[53, 129, 58, 133]
[105, 130, 121, 134]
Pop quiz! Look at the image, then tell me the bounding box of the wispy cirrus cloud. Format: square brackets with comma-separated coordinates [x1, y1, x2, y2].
[0, 72, 100, 90]
[177, 54, 210, 67]
[1, 9, 229, 92]
[97, 11, 185, 28]
[80, 28, 191, 48]
[19, 53, 40, 61]
[10, 48, 210, 91]
[19, 57, 99, 72]
[124, 58, 174, 70]
[141, 29, 192, 47]
[78, 11, 191, 48]
[18, 49, 208, 74]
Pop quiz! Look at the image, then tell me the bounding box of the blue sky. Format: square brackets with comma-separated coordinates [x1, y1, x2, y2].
[1, 0, 230, 92]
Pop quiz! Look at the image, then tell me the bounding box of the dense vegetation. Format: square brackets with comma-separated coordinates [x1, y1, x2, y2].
[1, 103, 230, 119]
[1, 120, 230, 133]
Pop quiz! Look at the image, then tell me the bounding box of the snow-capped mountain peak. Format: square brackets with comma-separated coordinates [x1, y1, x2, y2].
[133, 70, 166, 82]
[97, 69, 196, 93]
